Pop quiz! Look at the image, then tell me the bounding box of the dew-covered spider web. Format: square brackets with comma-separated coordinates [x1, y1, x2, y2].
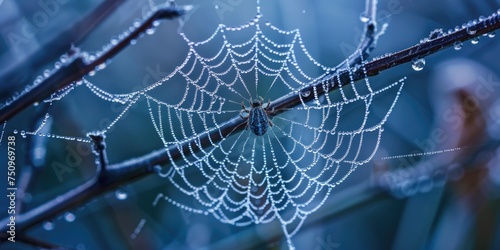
[138, 5, 404, 249]
[1, 2, 405, 249]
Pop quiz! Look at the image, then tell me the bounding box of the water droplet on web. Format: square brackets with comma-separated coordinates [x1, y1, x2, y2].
[43, 221, 55, 231]
[301, 90, 311, 98]
[411, 58, 425, 71]
[130, 39, 137, 45]
[20, 130, 26, 138]
[466, 21, 477, 35]
[43, 70, 51, 77]
[453, 41, 463, 50]
[64, 212, 76, 222]
[471, 37, 480, 45]
[13, 130, 18, 134]
[54, 62, 62, 69]
[33, 102, 39, 106]
[488, 31, 496, 38]
[115, 189, 128, 200]
[359, 12, 370, 23]
[88, 70, 96, 76]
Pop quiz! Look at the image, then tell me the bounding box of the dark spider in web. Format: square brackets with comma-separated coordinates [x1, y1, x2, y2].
[240, 96, 273, 136]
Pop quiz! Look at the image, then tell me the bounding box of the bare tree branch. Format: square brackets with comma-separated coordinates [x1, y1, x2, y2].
[0, 0, 126, 104]
[0, 3, 193, 123]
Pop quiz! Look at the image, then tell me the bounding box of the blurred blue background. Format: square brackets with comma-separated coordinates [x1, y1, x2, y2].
[1, 0, 500, 249]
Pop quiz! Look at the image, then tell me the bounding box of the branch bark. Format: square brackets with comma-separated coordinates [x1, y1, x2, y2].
[1, 2, 499, 245]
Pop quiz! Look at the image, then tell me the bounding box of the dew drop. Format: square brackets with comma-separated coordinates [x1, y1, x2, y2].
[33, 102, 39, 106]
[130, 39, 137, 45]
[97, 63, 107, 70]
[64, 212, 76, 222]
[54, 62, 62, 69]
[88, 70, 96, 76]
[146, 27, 156, 35]
[60, 54, 68, 63]
[20, 130, 26, 138]
[488, 31, 496, 38]
[453, 41, 463, 50]
[152, 20, 161, 27]
[115, 189, 128, 200]
[359, 12, 370, 23]
[110, 38, 118, 45]
[43, 70, 51, 77]
[301, 90, 311, 98]
[466, 21, 477, 35]
[34, 76, 43, 84]
[133, 19, 141, 28]
[13, 130, 18, 134]
[43, 221, 55, 231]
[411, 58, 425, 71]
[471, 37, 480, 45]
[429, 29, 443, 39]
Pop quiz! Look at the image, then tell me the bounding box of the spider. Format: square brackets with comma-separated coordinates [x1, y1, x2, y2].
[240, 96, 273, 136]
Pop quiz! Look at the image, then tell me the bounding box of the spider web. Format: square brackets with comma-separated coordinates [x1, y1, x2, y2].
[78, 12, 402, 250]
[2, 3, 405, 249]
[136, 10, 405, 249]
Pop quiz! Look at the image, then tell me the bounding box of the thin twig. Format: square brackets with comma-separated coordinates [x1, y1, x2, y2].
[0, 4, 192, 123]
[0, 0, 126, 104]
